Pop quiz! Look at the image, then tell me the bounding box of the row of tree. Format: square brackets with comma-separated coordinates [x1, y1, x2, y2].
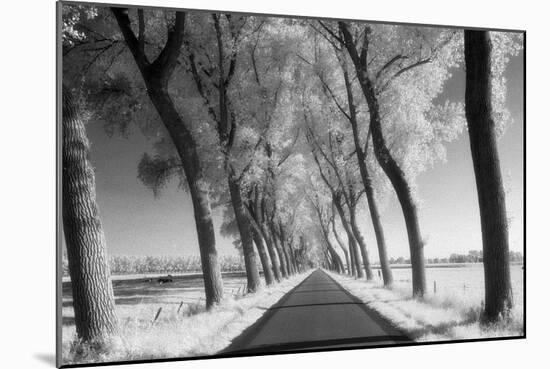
[61, 253, 250, 276]
[61, 4, 522, 346]
[386, 250, 523, 264]
[317, 26, 520, 323]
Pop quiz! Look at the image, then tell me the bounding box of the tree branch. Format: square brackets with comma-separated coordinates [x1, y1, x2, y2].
[112, 7, 186, 83]
[138, 9, 145, 54]
[318, 20, 345, 46]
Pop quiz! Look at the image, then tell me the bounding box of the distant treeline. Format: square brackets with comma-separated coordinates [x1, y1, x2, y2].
[61, 250, 525, 276]
[62, 255, 245, 276]
[389, 250, 524, 265]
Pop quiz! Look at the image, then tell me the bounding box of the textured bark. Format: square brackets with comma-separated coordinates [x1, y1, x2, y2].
[227, 172, 262, 292]
[112, 8, 224, 307]
[464, 30, 513, 321]
[339, 22, 426, 296]
[349, 205, 374, 280]
[62, 88, 119, 342]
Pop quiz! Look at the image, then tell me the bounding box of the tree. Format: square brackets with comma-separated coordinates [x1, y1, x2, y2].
[331, 21, 463, 296]
[304, 105, 373, 279]
[305, 125, 364, 278]
[250, 186, 283, 281]
[62, 86, 119, 342]
[464, 30, 513, 321]
[244, 187, 275, 285]
[309, 193, 345, 273]
[330, 207, 351, 275]
[333, 192, 364, 278]
[111, 8, 224, 307]
[308, 41, 393, 285]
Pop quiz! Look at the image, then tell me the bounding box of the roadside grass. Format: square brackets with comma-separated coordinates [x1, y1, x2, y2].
[62, 271, 312, 365]
[327, 270, 523, 342]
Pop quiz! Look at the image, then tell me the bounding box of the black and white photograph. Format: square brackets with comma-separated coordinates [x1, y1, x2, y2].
[57, 0, 525, 367]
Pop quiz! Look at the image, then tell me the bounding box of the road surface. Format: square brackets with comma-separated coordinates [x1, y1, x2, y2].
[221, 269, 411, 355]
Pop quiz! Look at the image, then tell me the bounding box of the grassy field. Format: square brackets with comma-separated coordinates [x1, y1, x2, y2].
[61, 271, 312, 365]
[329, 264, 524, 342]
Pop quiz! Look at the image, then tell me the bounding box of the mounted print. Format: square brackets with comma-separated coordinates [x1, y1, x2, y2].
[57, 1, 525, 367]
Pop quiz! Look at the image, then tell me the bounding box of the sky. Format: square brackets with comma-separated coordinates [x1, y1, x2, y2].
[65, 38, 524, 261]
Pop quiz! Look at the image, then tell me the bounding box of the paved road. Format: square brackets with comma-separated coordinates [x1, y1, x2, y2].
[221, 269, 410, 355]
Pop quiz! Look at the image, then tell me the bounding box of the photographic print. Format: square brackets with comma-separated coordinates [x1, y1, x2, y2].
[57, 1, 525, 367]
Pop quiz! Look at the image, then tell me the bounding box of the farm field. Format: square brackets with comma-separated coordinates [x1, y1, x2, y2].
[390, 264, 524, 310]
[61, 271, 311, 364]
[329, 264, 524, 342]
[62, 272, 251, 329]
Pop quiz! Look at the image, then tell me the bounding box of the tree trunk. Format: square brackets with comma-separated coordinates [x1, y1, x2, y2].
[334, 198, 363, 278]
[369, 116, 425, 295]
[289, 245, 298, 274]
[348, 237, 357, 277]
[288, 245, 297, 273]
[340, 21, 426, 296]
[325, 248, 334, 271]
[319, 220, 345, 274]
[279, 224, 297, 275]
[255, 193, 281, 282]
[227, 172, 262, 292]
[365, 184, 394, 286]
[286, 245, 296, 275]
[269, 222, 289, 278]
[148, 86, 225, 307]
[112, 9, 224, 307]
[251, 224, 275, 286]
[280, 239, 293, 276]
[259, 222, 282, 281]
[332, 216, 351, 275]
[327, 243, 345, 274]
[349, 205, 374, 280]
[62, 87, 118, 342]
[342, 54, 393, 285]
[464, 30, 513, 321]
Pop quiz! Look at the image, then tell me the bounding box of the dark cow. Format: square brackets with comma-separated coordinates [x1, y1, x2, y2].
[158, 274, 174, 284]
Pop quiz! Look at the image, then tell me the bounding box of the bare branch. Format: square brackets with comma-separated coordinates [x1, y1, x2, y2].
[375, 54, 407, 80]
[379, 57, 432, 92]
[112, 7, 186, 82]
[138, 9, 145, 54]
[318, 20, 345, 45]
